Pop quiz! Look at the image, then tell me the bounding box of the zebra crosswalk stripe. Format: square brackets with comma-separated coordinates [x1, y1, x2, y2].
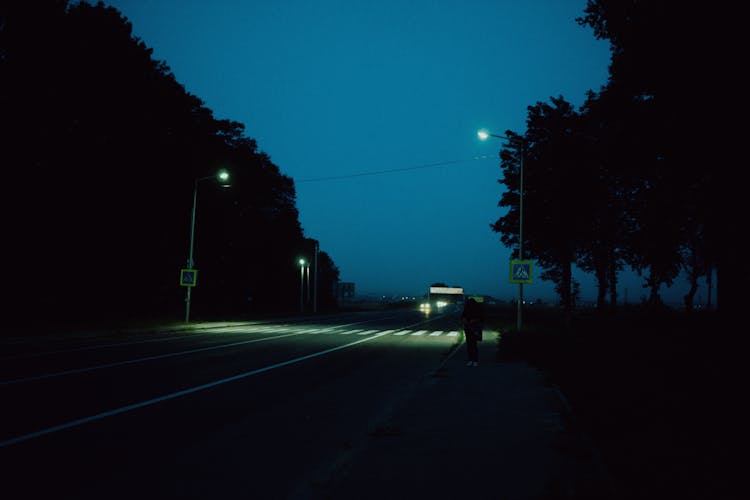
[339, 329, 362, 335]
[238, 327, 459, 337]
[301, 328, 323, 334]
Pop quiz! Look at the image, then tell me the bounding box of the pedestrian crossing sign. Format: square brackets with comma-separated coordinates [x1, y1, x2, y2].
[180, 269, 198, 287]
[510, 260, 533, 284]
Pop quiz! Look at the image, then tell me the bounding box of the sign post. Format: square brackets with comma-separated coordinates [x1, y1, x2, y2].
[510, 260, 532, 331]
[180, 269, 198, 322]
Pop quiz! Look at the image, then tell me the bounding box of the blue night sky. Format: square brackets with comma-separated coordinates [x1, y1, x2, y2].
[100, 0, 710, 305]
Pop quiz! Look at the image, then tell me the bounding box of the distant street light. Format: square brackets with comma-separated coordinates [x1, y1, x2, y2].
[298, 258, 308, 313]
[184, 168, 231, 323]
[478, 129, 525, 331]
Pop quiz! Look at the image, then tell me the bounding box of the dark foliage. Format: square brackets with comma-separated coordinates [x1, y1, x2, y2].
[1, 1, 339, 325]
[490, 6, 745, 491]
[491, 1, 743, 318]
[496, 307, 741, 500]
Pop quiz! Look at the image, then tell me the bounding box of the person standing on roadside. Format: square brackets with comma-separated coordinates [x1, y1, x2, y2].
[461, 297, 484, 366]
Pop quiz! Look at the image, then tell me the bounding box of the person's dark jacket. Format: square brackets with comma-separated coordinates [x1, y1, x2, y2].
[461, 298, 484, 323]
[462, 298, 485, 341]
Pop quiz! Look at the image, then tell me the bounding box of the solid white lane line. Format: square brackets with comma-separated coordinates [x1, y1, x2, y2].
[0, 332, 385, 448]
[1, 312, 417, 362]
[0, 324, 285, 362]
[0, 333, 207, 362]
[216, 325, 282, 332]
[0, 331, 310, 386]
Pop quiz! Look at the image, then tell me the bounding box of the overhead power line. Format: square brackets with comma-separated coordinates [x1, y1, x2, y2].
[295, 156, 494, 183]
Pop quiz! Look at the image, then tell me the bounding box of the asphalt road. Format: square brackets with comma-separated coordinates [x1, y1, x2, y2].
[0, 308, 465, 499]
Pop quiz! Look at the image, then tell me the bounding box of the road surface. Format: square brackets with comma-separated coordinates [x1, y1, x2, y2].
[1, 309, 466, 498]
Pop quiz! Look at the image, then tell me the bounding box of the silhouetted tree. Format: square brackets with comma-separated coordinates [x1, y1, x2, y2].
[490, 132, 524, 257]
[1, 0, 335, 325]
[575, 89, 634, 312]
[577, 0, 738, 316]
[491, 1, 732, 315]
[493, 97, 592, 318]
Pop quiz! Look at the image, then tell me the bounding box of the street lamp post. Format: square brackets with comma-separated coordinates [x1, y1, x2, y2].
[298, 258, 307, 313]
[478, 129, 525, 331]
[185, 169, 230, 323]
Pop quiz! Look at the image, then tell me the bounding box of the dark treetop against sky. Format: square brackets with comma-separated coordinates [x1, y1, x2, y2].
[100, 0, 705, 304]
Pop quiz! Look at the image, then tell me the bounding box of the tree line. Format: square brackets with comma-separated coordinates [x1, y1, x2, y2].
[3, 1, 742, 325]
[1, 1, 340, 325]
[491, 1, 741, 317]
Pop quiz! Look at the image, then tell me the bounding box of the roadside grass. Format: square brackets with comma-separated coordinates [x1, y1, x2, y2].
[491, 305, 739, 500]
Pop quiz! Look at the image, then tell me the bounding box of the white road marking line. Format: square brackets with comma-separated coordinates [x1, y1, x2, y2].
[0, 331, 309, 386]
[429, 331, 444, 336]
[2, 315, 450, 446]
[0, 332, 385, 448]
[1, 323, 298, 362]
[411, 330, 428, 336]
[217, 326, 282, 333]
[357, 330, 378, 335]
[393, 330, 410, 336]
[447, 331, 459, 337]
[0, 332, 213, 362]
[340, 329, 363, 335]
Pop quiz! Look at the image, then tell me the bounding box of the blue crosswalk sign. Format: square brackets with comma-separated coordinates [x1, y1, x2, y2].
[510, 260, 533, 284]
[180, 269, 198, 287]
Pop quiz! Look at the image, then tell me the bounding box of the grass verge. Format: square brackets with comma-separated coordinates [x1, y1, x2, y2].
[492, 305, 740, 500]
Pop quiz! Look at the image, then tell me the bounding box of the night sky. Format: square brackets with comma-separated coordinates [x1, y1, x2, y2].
[99, 0, 709, 304]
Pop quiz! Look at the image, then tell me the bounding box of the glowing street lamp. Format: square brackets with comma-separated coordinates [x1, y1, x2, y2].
[478, 129, 525, 331]
[217, 169, 230, 184]
[298, 258, 308, 313]
[184, 168, 231, 323]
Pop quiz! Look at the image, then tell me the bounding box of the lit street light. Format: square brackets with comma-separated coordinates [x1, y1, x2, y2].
[478, 129, 525, 331]
[184, 168, 231, 323]
[298, 258, 308, 313]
